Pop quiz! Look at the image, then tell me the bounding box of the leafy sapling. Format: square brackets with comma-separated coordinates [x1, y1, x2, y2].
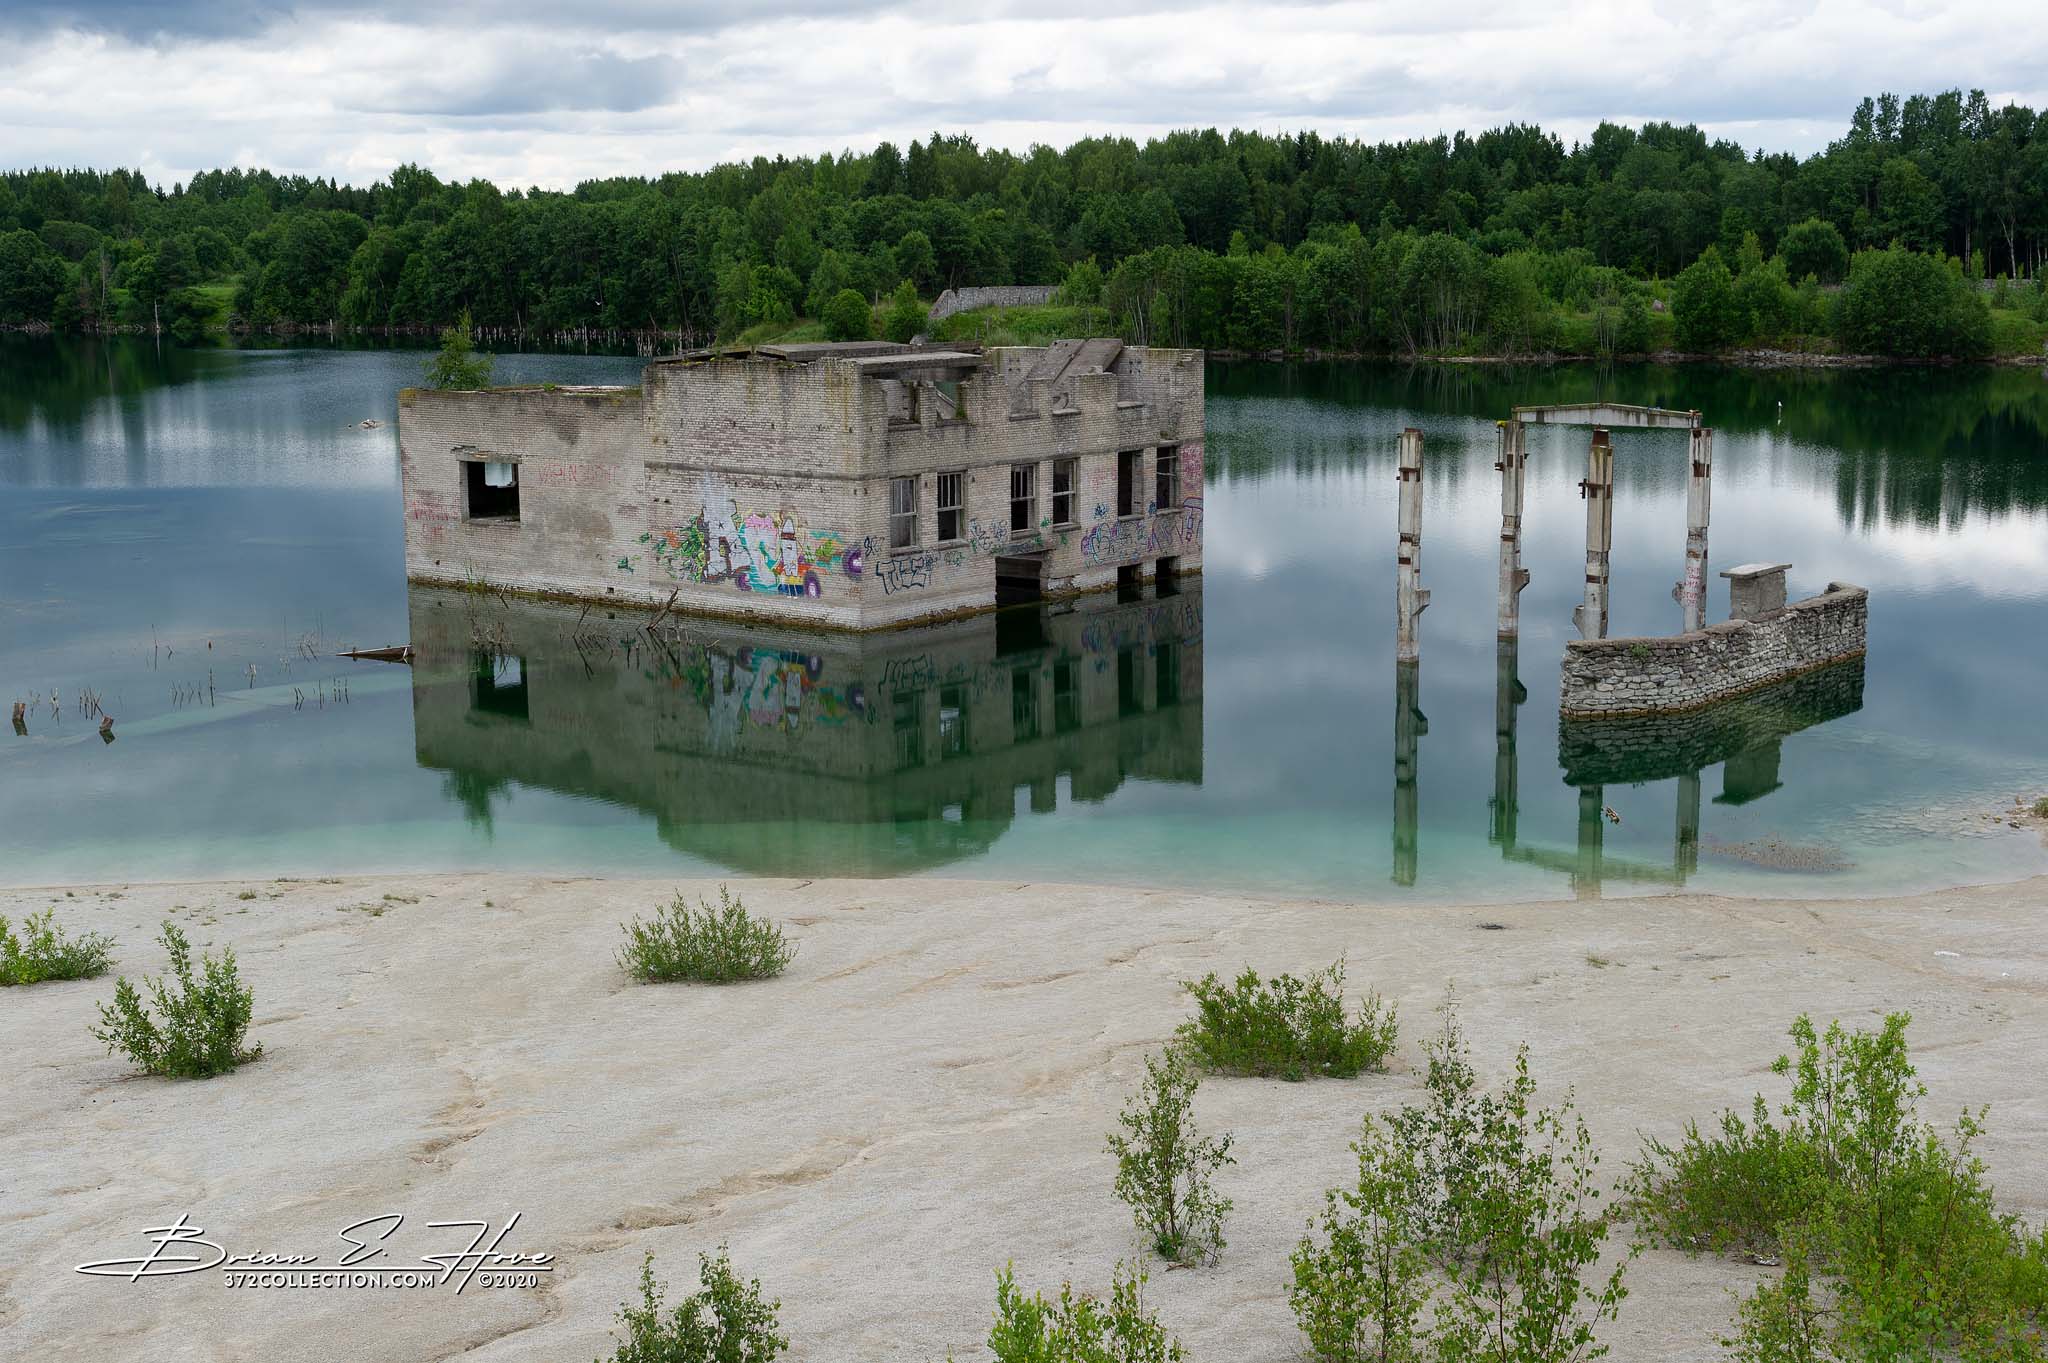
[1107, 1043, 1235, 1265]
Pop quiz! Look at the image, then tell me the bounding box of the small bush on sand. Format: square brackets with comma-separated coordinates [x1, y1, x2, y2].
[1291, 1000, 1633, 1363]
[1177, 959, 1396, 1080]
[2032, 796, 2048, 818]
[618, 886, 794, 983]
[1107, 1043, 1235, 1265]
[90, 921, 259, 1078]
[987, 1260, 1183, 1362]
[1631, 1012, 2048, 1360]
[603, 1248, 785, 1363]
[0, 910, 114, 985]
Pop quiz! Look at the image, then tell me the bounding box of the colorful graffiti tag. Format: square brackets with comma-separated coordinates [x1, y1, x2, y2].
[639, 500, 863, 601]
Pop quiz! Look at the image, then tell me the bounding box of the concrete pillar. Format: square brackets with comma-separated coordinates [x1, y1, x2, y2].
[1395, 428, 1429, 662]
[1496, 420, 1530, 637]
[1488, 638, 1526, 850]
[1679, 426, 1713, 633]
[1393, 659, 1426, 887]
[1571, 428, 1615, 641]
[1675, 770, 1701, 880]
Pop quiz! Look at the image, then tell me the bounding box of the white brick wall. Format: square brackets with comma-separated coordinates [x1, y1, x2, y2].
[398, 345, 1205, 630]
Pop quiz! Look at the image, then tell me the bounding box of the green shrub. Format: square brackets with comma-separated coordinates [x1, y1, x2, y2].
[618, 885, 795, 984]
[1291, 1001, 1634, 1363]
[0, 910, 114, 985]
[882, 279, 927, 343]
[820, 287, 872, 342]
[2032, 796, 2048, 818]
[1176, 960, 1395, 1080]
[1672, 247, 1748, 351]
[987, 1261, 1183, 1362]
[1631, 1013, 2048, 1360]
[1835, 246, 1992, 358]
[602, 1249, 786, 1363]
[90, 921, 259, 1078]
[1107, 1044, 1235, 1264]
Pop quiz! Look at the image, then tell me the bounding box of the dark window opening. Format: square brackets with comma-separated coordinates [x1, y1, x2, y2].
[936, 471, 963, 543]
[1156, 556, 1180, 595]
[1116, 449, 1141, 517]
[465, 460, 520, 521]
[472, 652, 529, 721]
[1053, 661, 1080, 734]
[890, 476, 919, 550]
[1009, 463, 1036, 534]
[1116, 563, 1141, 598]
[1156, 444, 1180, 509]
[1051, 458, 1078, 526]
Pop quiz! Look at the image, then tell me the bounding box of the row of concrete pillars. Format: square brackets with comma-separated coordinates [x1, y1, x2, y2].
[1393, 421, 1716, 654]
[1393, 638, 1700, 894]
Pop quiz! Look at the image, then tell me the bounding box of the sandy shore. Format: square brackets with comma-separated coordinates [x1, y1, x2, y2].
[4, 872, 2046, 1361]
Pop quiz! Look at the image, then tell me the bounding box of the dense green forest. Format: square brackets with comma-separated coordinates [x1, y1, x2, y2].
[2, 89, 2046, 358]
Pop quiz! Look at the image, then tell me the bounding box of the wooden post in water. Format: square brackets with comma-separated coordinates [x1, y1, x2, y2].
[1679, 426, 1714, 634]
[1572, 428, 1615, 640]
[1395, 428, 1429, 662]
[1496, 420, 1530, 637]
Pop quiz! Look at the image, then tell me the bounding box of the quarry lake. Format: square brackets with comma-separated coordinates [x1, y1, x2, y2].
[3, 336, 2045, 901]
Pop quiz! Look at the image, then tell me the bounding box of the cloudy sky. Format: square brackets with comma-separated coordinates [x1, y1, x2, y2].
[5, 1, 2046, 190]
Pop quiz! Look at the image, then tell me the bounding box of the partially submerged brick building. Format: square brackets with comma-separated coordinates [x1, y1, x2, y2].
[398, 339, 1204, 629]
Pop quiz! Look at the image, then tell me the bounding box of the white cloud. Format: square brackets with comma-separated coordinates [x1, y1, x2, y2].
[4, 1, 2046, 186]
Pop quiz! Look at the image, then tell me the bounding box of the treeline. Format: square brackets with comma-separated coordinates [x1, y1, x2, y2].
[1, 88, 2044, 355]
[1088, 224, 2033, 358]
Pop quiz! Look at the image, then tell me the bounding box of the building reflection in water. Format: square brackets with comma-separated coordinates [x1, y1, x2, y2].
[1470, 642, 1865, 897]
[406, 583, 1203, 876]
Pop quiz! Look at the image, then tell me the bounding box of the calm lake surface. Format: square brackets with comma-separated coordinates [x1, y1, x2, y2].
[3, 336, 2045, 901]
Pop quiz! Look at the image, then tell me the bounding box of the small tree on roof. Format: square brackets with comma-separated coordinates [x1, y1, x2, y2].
[425, 309, 494, 390]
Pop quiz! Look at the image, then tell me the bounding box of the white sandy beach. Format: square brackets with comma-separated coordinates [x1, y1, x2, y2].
[4, 870, 2047, 1361]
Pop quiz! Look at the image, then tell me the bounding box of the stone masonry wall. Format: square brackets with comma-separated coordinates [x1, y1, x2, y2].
[927, 285, 1059, 323]
[1559, 584, 1868, 718]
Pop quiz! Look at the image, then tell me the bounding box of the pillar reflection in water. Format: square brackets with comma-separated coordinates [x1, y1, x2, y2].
[1392, 658, 1427, 887]
[1488, 637, 1526, 852]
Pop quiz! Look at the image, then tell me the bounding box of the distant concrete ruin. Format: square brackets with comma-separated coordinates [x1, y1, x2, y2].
[398, 340, 1203, 630]
[926, 285, 1059, 324]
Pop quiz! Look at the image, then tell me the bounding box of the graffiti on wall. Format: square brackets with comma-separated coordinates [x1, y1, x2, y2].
[875, 551, 936, 595]
[639, 498, 863, 601]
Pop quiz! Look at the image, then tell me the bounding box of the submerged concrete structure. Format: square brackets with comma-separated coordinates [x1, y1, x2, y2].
[1398, 402, 1865, 722]
[397, 340, 1204, 630]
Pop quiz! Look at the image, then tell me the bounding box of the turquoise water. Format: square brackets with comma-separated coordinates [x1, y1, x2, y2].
[3, 337, 2044, 901]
